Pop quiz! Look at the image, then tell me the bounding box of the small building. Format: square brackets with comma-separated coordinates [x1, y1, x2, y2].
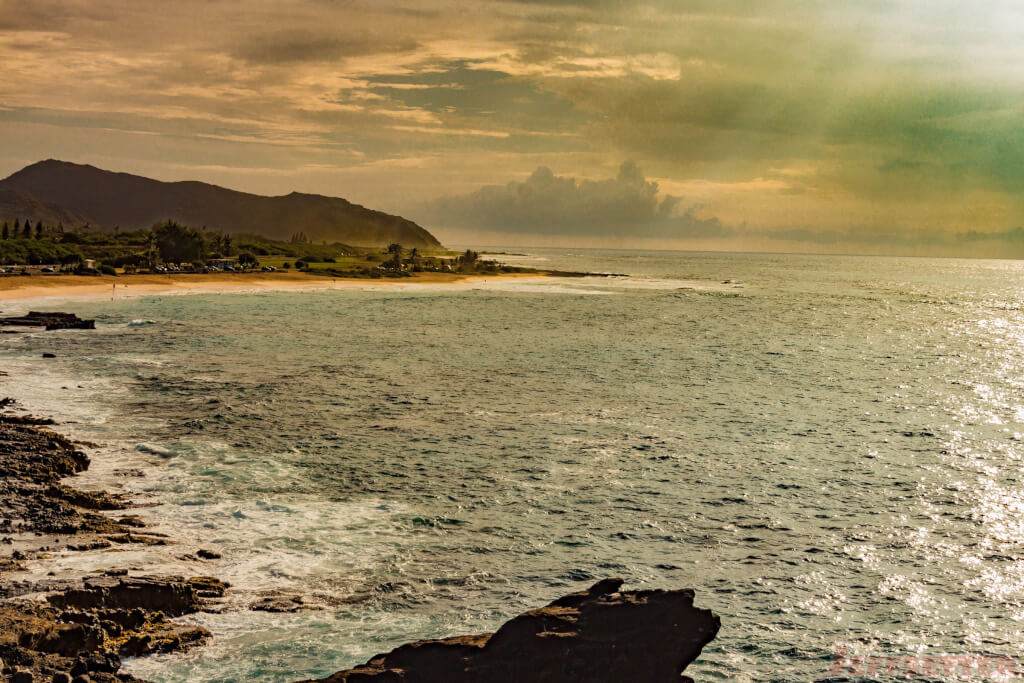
[83, 259, 96, 270]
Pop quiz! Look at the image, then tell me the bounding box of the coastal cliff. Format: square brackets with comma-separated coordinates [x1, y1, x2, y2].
[304, 578, 719, 683]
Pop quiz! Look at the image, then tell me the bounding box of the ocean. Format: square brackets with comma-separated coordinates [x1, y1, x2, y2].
[4, 249, 1024, 681]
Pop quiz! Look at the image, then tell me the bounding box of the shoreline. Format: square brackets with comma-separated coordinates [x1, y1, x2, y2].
[0, 271, 556, 307]
[0, 305, 720, 682]
[0, 403, 718, 683]
[0, 403, 228, 682]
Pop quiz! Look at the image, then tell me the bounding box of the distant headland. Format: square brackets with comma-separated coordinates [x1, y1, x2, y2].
[0, 160, 441, 249]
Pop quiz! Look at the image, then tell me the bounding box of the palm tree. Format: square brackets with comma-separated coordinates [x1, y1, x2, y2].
[145, 231, 158, 267]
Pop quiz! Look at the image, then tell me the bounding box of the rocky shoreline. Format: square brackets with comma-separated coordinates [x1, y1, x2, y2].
[0, 405, 228, 683]
[1, 407, 721, 683]
[1, 316, 720, 682]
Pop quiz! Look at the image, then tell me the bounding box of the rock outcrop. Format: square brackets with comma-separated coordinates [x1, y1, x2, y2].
[0, 412, 130, 542]
[0, 573, 225, 681]
[0, 312, 95, 331]
[304, 578, 719, 683]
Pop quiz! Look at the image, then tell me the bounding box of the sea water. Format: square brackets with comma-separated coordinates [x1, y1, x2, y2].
[5, 249, 1024, 681]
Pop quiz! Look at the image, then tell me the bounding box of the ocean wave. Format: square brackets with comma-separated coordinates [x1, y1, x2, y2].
[135, 442, 178, 458]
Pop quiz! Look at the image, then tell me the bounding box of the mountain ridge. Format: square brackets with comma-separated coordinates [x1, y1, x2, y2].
[0, 160, 442, 248]
[0, 188, 93, 229]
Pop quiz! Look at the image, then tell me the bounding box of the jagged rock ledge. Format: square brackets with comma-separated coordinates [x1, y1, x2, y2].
[0, 407, 228, 682]
[302, 578, 719, 683]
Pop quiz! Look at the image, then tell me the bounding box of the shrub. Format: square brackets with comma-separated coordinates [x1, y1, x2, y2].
[100, 264, 117, 276]
[282, 262, 292, 269]
[110, 254, 144, 267]
[0, 239, 84, 265]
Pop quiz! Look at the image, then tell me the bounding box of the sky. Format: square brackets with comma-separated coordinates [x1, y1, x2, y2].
[1, 0, 1024, 255]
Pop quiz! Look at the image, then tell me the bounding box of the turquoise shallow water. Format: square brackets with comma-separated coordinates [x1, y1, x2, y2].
[6, 250, 1024, 681]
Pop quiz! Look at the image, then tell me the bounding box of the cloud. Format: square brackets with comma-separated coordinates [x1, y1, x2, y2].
[417, 162, 1024, 259]
[3, 0, 1024, 253]
[419, 161, 732, 238]
[232, 30, 420, 64]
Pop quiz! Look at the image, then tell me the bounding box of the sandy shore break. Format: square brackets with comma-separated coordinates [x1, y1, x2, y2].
[0, 271, 552, 305]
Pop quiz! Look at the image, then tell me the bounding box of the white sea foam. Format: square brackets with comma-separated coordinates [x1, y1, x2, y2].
[0, 353, 120, 428]
[469, 281, 616, 295]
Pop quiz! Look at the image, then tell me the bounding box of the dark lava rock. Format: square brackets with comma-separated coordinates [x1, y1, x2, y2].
[0, 416, 130, 538]
[0, 312, 95, 331]
[21, 622, 102, 656]
[48, 576, 223, 617]
[0, 414, 225, 683]
[196, 549, 221, 560]
[81, 653, 118, 674]
[42, 353, 56, 359]
[301, 578, 719, 683]
[252, 594, 306, 613]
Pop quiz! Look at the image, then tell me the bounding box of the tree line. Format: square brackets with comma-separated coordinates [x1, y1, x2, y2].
[1, 219, 58, 241]
[0, 218, 243, 268]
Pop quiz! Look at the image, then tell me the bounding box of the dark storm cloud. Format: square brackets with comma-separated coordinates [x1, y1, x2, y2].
[232, 30, 420, 64]
[365, 65, 591, 134]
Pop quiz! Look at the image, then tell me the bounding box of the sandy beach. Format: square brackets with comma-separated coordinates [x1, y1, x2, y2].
[0, 271, 552, 306]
